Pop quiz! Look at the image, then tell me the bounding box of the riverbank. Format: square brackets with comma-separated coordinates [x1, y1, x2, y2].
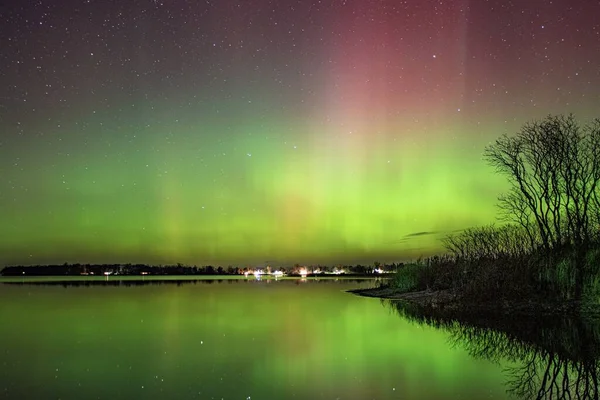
[349, 287, 456, 304]
[349, 286, 598, 316]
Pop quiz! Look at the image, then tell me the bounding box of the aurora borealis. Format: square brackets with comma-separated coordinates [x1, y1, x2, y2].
[1, 0, 599, 266]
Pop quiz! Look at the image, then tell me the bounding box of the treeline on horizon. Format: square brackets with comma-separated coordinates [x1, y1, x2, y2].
[0, 262, 403, 277]
[392, 114, 600, 307]
[3, 279, 372, 288]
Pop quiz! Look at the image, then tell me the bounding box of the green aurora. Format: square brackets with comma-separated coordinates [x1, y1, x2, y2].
[1, 112, 513, 265]
[1, 0, 599, 266]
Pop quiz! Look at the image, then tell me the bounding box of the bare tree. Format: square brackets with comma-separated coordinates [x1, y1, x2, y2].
[484, 114, 600, 300]
[442, 224, 535, 262]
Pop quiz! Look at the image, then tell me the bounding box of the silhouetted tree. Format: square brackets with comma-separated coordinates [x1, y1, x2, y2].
[484, 114, 600, 300]
[442, 224, 534, 261]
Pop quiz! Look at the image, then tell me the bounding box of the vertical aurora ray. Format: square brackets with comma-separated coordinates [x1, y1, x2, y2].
[291, 0, 495, 257]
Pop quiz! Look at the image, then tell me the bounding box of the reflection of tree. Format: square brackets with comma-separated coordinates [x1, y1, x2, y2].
[506, 350, 599, 399]
[386, 299, 600, 399]
[447, 325, 530, 365]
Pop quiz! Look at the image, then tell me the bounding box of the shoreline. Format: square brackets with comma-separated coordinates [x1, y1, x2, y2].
[348, 286, 599, 317]
[348, 287, 457, 304]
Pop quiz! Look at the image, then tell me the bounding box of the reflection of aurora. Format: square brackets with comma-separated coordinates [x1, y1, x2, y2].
[0, 279, 509, 399]
[387, 300, 600, 399]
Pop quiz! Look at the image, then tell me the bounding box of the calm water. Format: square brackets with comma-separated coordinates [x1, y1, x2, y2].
[0, 277, 589, 400]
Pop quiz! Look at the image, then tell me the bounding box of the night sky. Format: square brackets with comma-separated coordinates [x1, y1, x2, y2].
[1, 0, 599, 267]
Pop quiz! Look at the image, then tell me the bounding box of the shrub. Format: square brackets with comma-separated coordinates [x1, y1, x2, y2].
[392, 263, 426, 293]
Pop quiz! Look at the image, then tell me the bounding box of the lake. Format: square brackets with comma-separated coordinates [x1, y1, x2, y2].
[1, 277, 594, 399]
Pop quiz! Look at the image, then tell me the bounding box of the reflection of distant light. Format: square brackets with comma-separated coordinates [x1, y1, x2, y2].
[273, 270, 284, 280]
[254, 270, 262, 278]
[244, 272, 249, 277]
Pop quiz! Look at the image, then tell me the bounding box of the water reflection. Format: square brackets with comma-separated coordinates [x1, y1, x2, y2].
[386, 300, 600, 400]
[0, 279, 510, 399]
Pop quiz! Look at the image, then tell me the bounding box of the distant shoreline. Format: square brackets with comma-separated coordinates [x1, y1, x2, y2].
[0, 264, 398, 278]
[0, 274, 381, 283]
